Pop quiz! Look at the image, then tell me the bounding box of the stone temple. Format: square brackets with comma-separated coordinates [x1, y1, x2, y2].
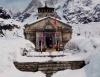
[24, 4, 72, 52]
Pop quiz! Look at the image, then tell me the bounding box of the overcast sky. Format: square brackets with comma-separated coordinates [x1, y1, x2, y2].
[0, 0, 31, 13]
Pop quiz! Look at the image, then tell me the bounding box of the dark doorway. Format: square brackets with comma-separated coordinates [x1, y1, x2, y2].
[45, 32, 53, 48]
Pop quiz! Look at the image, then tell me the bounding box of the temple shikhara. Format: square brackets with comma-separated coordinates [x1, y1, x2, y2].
[24, 4, 72, 52]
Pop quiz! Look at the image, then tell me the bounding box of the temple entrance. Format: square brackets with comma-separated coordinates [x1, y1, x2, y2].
[46, 35, 53, 48]
[36, 31, 63, 51]
[45, 32, 54, 48]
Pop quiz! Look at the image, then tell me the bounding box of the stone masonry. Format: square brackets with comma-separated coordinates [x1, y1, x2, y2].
[14, 61, 86, 77]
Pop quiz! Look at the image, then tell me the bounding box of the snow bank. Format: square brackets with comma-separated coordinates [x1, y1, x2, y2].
[52, 68, 86, 77]
[0, 38, 35, 75]
[0, 63, 45, 77]
[72, 22, 100, 38]
[84, 51, 100, 77]
[65, 36, 95, 54]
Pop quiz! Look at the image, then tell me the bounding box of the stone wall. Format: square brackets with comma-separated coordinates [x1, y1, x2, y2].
[14, 61, 86, 77]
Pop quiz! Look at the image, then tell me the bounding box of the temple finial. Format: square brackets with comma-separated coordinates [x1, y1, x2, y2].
[45, 1, 47, 7]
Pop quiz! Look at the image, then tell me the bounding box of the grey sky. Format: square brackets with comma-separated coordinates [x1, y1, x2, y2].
[0, 0, 32, 13]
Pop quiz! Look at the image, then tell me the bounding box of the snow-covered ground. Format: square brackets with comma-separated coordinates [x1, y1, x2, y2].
[0, 21, 100, 77]
[0, 38, 43, 77]
[51, 22, 100, 77]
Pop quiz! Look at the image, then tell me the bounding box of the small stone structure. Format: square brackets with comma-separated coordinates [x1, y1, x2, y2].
[14, 61, 85, 77]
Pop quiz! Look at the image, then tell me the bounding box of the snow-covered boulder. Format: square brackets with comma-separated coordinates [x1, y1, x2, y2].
[0, 18, 24, 38]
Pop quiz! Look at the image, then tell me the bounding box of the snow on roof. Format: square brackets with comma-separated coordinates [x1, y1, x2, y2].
[28, 17, 47, 25]
[25, 16, 71, 27]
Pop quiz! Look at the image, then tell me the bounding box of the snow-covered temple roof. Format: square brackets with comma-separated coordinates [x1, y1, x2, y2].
[25, 16, 71, 28]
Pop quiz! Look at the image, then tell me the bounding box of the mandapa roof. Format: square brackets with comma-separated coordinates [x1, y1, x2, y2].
[25, 16, 72, 28]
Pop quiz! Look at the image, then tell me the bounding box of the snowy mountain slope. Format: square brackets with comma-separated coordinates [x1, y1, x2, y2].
[23, 0, 42, 13]
[1, 0, 100, 24]
[18, 0, 100, 24]
[0, 16, 25, 38]
[0, 7, 25, 38]
[23, 0, 65, 13]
